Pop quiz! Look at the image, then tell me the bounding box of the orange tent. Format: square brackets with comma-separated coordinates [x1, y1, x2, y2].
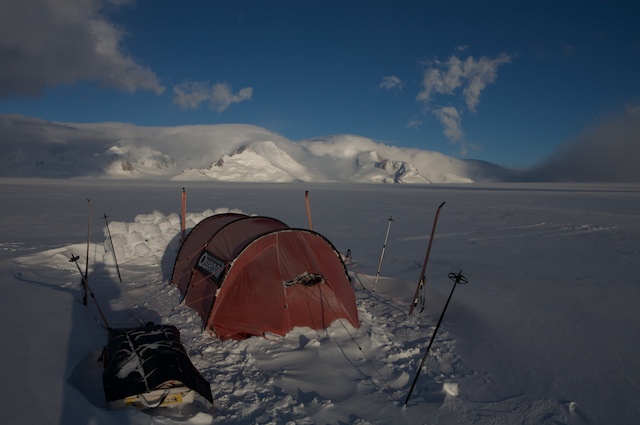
[170, 214, 359, 339]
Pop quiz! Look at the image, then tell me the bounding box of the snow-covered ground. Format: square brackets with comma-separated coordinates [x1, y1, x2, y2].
[1, 179, 639, 424]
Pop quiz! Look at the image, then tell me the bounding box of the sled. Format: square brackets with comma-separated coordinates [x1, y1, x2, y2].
[102, 324, 213, 410]
[108, 380, 197, 409]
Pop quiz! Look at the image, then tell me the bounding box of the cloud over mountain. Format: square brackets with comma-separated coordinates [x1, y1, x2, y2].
[3, 113, 637, 183]
[0, 114, 476, 183]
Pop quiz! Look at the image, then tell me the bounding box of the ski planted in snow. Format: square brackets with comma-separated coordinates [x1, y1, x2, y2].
[408, 201, 445, 316]
[103, 213, 122, 283]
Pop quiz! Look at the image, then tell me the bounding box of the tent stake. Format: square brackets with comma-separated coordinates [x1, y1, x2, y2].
[373, 216, 393, 292]
[404, 270, 468, 407]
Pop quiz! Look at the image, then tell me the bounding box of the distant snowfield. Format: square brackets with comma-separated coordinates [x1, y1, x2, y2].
[1, 179, 639, 424]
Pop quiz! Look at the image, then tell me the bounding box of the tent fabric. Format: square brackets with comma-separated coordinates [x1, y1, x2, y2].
[180, 215, 289, 324]
[171, 212, 246, 295]
[170, 213, 359, 339]
[102, 324, 213, 405]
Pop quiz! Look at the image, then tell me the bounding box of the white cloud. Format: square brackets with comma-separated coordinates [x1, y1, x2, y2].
[461, 54, 512, 112]
[211, 83, 253, 113]
[417, 57, 460, 103]
[432, 106, 465, 147]
[173, 81, 253, 112]
[378, 76, 404, 91]
[173, 81, 212, 109]
[0, 0, 165, 98]
[417, 53, 511, 112]
[416, 53, 511, 150]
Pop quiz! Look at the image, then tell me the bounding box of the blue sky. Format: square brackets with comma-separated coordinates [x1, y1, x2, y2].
[1, 0, 639, 168]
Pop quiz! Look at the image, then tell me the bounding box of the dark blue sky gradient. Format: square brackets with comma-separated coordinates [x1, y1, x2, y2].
[1, 0, 638, 168]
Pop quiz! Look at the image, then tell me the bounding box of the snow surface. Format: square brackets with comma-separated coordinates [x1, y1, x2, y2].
[1, 179, 639, 424]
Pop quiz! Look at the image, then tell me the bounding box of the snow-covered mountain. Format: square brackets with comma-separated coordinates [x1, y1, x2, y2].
[0, 114, 488, 183]
[174, 143, 312, 182]
[104, 144, 179, 177]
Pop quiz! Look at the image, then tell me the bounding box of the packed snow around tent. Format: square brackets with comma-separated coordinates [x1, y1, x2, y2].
[15, 207, 445, 424]
[2, 180, 640, 424]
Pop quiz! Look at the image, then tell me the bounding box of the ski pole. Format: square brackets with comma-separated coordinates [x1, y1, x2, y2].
[373, 216, 393, 292]
[404, 270, 468, 406]
[70, 254, 111, 329]
[103, 213, 122, 283]
[408, 202, 445, 316]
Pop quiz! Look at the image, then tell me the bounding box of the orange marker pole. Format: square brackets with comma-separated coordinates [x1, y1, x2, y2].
[181, 188, 187, 242]
[305, 190, 313, 230]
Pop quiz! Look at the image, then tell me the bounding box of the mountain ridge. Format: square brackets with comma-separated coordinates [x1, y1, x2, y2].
[0, 114, 502, 183]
